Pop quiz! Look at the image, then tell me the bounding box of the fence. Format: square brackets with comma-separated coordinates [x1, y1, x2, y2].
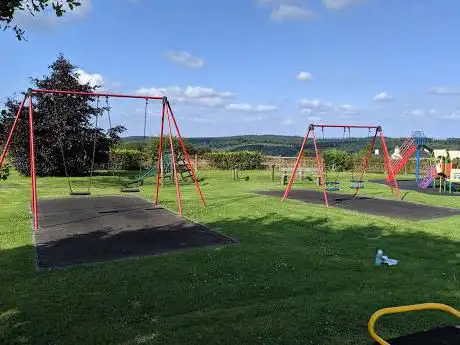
[75, 154, 435, 175]
[262, 155, 432, 175]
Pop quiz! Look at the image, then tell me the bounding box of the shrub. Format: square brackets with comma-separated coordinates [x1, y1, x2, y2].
[0, 163, 10, 181]
[204, 151, 264, 170]
[323, 149, 353, 172]
[110, 149, 148, 170]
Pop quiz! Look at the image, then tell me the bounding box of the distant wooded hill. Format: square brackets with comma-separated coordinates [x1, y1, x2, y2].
[122, 135, 460, 156]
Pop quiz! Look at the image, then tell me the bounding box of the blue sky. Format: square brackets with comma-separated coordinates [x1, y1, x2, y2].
[2, 0, 460, 138]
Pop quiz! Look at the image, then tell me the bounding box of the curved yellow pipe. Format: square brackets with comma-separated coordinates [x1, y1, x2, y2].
[368, 303, 460, 345]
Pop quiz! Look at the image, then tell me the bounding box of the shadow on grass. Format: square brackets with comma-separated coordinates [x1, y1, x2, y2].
[0, 215, 459, 345]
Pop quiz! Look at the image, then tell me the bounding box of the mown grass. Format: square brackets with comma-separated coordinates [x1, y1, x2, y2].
[0, 169, 459, 345]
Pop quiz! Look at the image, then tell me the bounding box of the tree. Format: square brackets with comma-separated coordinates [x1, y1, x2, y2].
[1, 0, 80, 40]
[145, 137, 196, 161]
[0, 54, 125, 177]
[323, 149, 354, 172]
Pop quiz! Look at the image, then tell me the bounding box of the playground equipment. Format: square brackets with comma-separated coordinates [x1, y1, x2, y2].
[388, 130, 460, 194]
[120, 152, 194, 192]
[282, 124, 399, 207]
[0, 89, 206, 230]
[368, 303, 460, 345]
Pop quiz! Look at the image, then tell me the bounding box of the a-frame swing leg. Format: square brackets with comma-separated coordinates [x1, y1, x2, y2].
[166, 101, 206, 207]
[311, 128, 329, 207]
[352, 127, 379, 197]
[28, 94, 39, 231]
[0, 94, 28, 169]
[380, 130, 401, 199]
[165, 106, 183, 215]
[154, 99, 166, 206]
[282, 125, 312, 202]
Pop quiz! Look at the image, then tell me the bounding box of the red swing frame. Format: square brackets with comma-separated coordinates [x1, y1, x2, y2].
[0, 88, 206, 231]
[281, 123, 400, 207]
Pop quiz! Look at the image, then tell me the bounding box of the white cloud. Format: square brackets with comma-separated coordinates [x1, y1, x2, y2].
[242, 116, 265, 122]
[164, 51, 205, 68]
[76, 69, 104, 89]
[403, 109, 424, 117]
[322, 0, 365, 10]
[225, 103, 278, 113]
[271, 5, 314, 22]
[299, 99, 333, 113]
[429, 108, 437, 115]
[189, 117, 215, 123]
[296, 71, 313, 81]
[442, 111, 460, 120]
[373, 92, 394, 102]
[307, 116, 321, 122]
[338, 104, 360, 115]
[429, 86, 460, 95]
[299, 99, 361, 118]
[281, 118, 294, 125]
[136, 85, 234, 108]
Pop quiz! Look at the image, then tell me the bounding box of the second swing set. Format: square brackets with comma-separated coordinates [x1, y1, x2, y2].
[281, 124, 400, 207]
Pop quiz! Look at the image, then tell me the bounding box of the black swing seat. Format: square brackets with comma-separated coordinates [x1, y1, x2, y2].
[69, 191, 91, 196]
[120, 187, 140, 193]
[350, 180, 365, 189]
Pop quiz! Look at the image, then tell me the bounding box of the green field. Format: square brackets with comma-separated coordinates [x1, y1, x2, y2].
[1, 169, 459, 345]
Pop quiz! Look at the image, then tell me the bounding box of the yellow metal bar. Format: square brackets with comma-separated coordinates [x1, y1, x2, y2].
[368, 303, 460, 345]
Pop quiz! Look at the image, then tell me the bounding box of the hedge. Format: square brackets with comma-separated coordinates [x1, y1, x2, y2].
[110, 149, 149, 170]
[204, 151, 264, 170]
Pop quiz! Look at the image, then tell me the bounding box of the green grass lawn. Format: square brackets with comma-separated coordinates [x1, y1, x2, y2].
[1, 169, 459, 345]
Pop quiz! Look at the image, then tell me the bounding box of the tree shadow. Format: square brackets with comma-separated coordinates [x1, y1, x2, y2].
[0, 214, 459, 345]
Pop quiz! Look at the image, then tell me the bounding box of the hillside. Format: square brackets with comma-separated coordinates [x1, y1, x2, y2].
[122, 135, 460, 156]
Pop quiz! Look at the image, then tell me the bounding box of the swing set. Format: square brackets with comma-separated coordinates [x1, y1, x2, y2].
[0, 88, 206, 231]
[281, 123, 399, 207]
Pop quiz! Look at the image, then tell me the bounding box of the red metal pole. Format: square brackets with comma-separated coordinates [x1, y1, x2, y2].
[358, 127, 379, 181]
[166, 101, 206, 207]
[31, 89, 163, 100]
[380, 131, 401, 199]
[312, 128, 329, 207]
[313, 124, 380, 129]
[351, 128, 379, 198]
[165, 107, 183, 215]
[28, 95, 39, 230]
[282, 126, 311, 202]
[154, 100, 166, 205]
[0, 94, 28, 169]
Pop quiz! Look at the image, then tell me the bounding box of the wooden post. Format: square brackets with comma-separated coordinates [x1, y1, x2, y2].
[278, 155, 282, 179]
[300, 157, 304, 181]
[194, 153, 198, 174]
[271, 164, 275, 181]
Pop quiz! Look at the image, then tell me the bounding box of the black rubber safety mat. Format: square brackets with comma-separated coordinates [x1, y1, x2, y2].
[34, 195, 235, 269]
[374, 325, 460, 345]
[370, 179, 460, 195]
[257, 190, 460, 220]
